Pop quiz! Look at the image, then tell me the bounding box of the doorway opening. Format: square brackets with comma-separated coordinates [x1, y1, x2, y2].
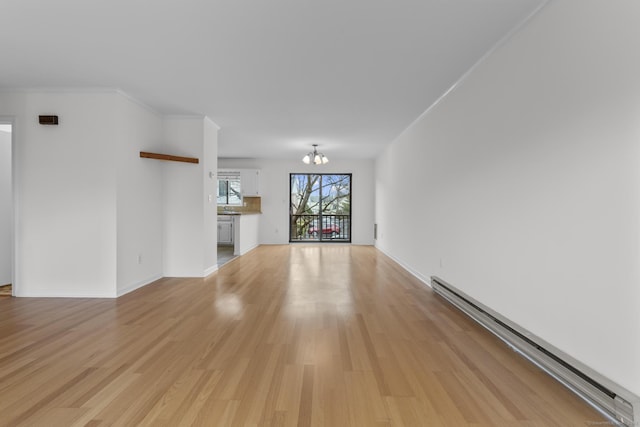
[0, 123, 12, 297]
[289, 173, 351, 243]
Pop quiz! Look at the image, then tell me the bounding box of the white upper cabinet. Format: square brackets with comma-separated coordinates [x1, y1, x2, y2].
[241, 169, 261, 196]
[218, 168, 261, 197]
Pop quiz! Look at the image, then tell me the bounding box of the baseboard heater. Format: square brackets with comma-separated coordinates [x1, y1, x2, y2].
[431, 276, 639, 427]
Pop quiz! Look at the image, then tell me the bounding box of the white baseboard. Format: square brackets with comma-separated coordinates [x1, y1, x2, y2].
[15, 290, 117, 298]
[117, 274, 163, 297]
[204, 264, 218, 277]
[375, 245, 431, 287]
[238, 243, 259, 256]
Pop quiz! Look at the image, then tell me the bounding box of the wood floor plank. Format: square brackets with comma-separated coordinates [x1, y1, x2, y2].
[0, 245, 607, 426]
[297, 364, 314, 427]
[164, 369, 224, 426]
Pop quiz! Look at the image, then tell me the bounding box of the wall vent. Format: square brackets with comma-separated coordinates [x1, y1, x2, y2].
[38, 115, 59, 125]
[431, 276, 639, 427]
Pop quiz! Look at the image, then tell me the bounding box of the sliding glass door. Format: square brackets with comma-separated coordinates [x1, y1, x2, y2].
[290, 174, 351, 242]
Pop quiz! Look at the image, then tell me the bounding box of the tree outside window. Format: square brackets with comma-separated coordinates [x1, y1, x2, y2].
[290, 174, 351, 242]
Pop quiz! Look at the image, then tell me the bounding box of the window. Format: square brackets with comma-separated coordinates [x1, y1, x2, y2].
[290, 173, 351, 242]
[217, 171, 242, 205]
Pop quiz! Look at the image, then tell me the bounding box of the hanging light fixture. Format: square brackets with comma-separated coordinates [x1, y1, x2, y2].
[302, 144, 329, 165]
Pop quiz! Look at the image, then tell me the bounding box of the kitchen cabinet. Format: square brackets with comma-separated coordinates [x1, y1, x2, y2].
[218, 168, 261, 198]
[217, 213, 260, 255]
[217, 217, 233, 244]
[241, 169, 261, 196]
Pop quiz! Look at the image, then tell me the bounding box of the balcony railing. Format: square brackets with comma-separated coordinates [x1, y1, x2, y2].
[290, 214, 351, 242]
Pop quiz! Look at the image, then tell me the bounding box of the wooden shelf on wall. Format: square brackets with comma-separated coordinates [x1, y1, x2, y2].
[140, 151, 199, 164]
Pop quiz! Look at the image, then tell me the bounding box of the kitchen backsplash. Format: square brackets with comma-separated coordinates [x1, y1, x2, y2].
[217, 196, 261, 213]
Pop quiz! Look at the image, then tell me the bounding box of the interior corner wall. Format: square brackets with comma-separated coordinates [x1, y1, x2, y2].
[0, 91, 216, 295]
[1, 91, 119, 297]
[218, 157, 375, 245]
[115, 95, 164, 295]
[203, 118, 218, 274]
[162, 116, 210, 277]
[0, 129, 11, 286]
[375, 0, 640, 395]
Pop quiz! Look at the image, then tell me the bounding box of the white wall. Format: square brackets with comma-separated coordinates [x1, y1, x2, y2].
[0, 90, 200, 297]
[202, 118, 218, 274]
[115, 95, 164, 295]
[7, 91, 119, 297]
[235, 214, 259, 255]
[163, 116, 218, 277]
[375, 0, 640, 395]
[0, 128, 11, 286]
[219, 158, 375, 245]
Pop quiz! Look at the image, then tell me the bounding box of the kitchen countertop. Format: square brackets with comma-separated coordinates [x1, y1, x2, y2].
[218, 211, 261, 216]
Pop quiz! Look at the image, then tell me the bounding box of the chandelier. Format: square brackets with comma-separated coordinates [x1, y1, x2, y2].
[302, 144, 329, 165]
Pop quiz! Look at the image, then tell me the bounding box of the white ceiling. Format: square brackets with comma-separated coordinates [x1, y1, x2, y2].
[0, 0, 543, 160]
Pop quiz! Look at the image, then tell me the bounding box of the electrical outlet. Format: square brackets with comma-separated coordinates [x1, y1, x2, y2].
[137, 254, 142, 264]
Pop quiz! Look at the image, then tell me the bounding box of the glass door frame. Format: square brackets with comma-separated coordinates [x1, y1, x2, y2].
[289, 173, 352, 243]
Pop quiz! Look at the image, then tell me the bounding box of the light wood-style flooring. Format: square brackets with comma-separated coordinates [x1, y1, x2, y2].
[217, 245, 237, 268]
[0, 284, 11, 298]
[0, 245, 605, 426]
